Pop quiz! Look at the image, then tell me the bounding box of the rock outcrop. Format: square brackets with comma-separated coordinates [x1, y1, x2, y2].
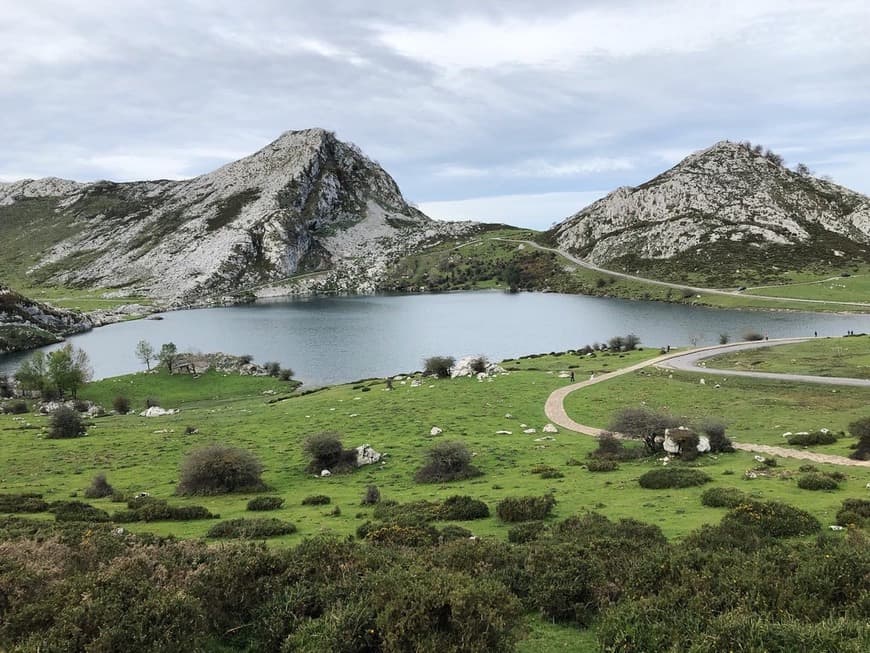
[0, 129, 475, 304]
[0, 284, 93, 353]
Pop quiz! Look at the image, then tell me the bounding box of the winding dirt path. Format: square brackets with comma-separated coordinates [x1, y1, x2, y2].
[544, 338, 870, 467]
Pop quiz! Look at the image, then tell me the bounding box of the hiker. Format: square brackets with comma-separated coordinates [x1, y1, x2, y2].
[569, 371, 575, 382]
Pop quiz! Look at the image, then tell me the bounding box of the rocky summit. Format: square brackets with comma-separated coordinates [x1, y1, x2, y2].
[0, 129, 473, 303]
[550, 141, 870, 285]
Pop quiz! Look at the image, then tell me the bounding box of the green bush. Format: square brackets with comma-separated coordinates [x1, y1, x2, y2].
[423, 355, 455, 378]
[0, 493, 48, 513]
[50, 500, 111, 522]
[586, 459, 619, 472]
[206, 518, 296, 538]
[507, 521, 548, 543]
[112, 395, 130, 414]
[526, 542, 597, 624]
[247, 496, 285, 511]
[414, 441, 482, 483]
[848, 416, 870, 460]
[699, 419, 735, 453]
[364, 524, 438, 546]
[301, 495, 331, 506]
[83, 473, 114, 499]
[303, 431, 356, 474]
[1, 400, 28, 414]
[439, 495, 490, 520]
[440, 524, 473, 541]
[47, 406, 86, 439]
[700, 486, 748, 508]
[496, 494, 556, 522]
[836, 498, 870, 527]
[721, 500, 820, 538]
[797, 473, 840, 491]
[176, 444, 265, 495]
[361, 484, 380, 505]
[531, 464, 564, 479]
[114, 499, 215, 522]
[788, 430, 838, 446]
[638, 467, 711, 489]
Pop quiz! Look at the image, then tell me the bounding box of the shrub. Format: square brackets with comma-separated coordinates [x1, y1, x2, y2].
[414, 441, 482, 483]
[721, 500, 820, 537]
[507, 521, 548, 543]
[469, 355, 488, 373]
[496, 494, 556, 522]
[0, 493, 48, 513]
[423, 355, 455, 378]
[2, 400, 28, 414]
[263, 361, 281, 377]
[239, 354, 254, 364]
[176, 444, 265, 495]
[586, 459, 619, 472]
[743, 331, 765, 341]
[278, 368, 294, 381]
[526, 542, 597, 624]
[247, 496, 285, 511]
[117, 498, 216, 522]
[610, 407, 679, 453]
[304, 431, 356, 474]
[699, 419, 734, 453]
[47, 406, 86, 439]
[84, 473, 114, 499]
[439, 495, 489, 520]
[206, 518, 296, 538]
[797, 473, 840, 491]
[539, 469, 564, 479]
[361, 485, 380, 505]
[440, 524, 473, 541]
[787, 430, 838, 446]
[638, 467, 711, 489]
[836, 498, 870, 527]
[50, 500, 111, 522]
[700, 486, 748, 508]
[301, 495, 331, 506]
[112, 395, 130, 414]
[364, 524, 438, 546]
[668, 428, 700, 461]
[848, 416, 870, 460]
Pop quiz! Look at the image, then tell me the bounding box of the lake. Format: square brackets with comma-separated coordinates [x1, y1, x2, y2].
[1, 291, 866, 387]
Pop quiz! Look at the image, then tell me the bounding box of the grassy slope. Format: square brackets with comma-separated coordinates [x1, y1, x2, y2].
[706, 335, 870, 379]
[4, 348, 870, 652]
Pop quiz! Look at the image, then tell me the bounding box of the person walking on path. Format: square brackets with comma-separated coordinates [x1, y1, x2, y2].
[569, 371, 575, 382]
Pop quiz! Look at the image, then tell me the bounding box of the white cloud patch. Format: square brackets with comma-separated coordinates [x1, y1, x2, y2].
[436, 158, 633, 179]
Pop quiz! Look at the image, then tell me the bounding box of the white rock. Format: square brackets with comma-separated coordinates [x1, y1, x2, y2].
[495, 430, 512, 435]
[430, 426, 443, 436]
[829, 525, 845, 531]
[320, 469, 331, 477]
[662, 435, 680, 454]
[523, 428, 537, 434]
[699, 378, 706, 385]
[696, 435, 711, 453]
[542, 423, 558, 433]
[140, 406, 178, 417]
[504, 413, 513, 419]
[754, 455, 766, 463]
[355, 444, 382, 466]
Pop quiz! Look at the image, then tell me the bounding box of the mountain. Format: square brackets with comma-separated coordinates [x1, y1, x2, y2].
[0, 284, 93, 353]
[550, 141, 870, 285]
[0, 129, 473, 303]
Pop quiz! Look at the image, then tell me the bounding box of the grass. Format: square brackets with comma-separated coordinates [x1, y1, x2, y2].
[3, 345, 870, 650]
[707, 335, 870, 379]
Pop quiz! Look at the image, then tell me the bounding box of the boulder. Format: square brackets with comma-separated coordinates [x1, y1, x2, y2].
[140, 406, 178, 417]
[495, 430, 512, 435]
[320, 469, 332, 477]
[449, 356, 506, 378]
[523, 428, 537, 434]
[542, 423, 558, 433]
[355, 444, 382, 466]
[430, 426, 443, 436]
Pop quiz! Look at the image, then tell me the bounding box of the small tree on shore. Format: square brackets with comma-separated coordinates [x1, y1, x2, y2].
[135, 340, 156, 371]
[424, 356, 455, 378]
[159, 342, 178, 374]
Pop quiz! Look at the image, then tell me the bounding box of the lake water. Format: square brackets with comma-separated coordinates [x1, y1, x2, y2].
[1, 291, 867, 387]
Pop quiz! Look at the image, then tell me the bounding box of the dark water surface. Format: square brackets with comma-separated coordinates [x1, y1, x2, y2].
[1, 292, 866, 386]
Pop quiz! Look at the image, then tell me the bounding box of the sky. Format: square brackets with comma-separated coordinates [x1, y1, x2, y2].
[1, 0, 869, 230]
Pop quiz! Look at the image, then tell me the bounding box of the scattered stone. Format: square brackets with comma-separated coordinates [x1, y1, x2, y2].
[430, 426, 443, 436]
[534, 436, 556, 442]
[754, 455, 766, 463]
[140, 406, 178, 417]
[523, 428, 537, 434]
[829, 525, 845, 531]
[557, 372, 570, 378]
[320, 469, 331, 477]
[410, 380, 422, 387]
[449, 355, 507, 378]
[699, 378, 706, 385]
[495, 430, 512, 435]
[542, 423, 558, 433]
[505, 413, 513, 419]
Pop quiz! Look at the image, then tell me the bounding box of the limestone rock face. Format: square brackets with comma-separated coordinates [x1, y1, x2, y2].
[551, 141, 870, 279]
[0, 284, 93, 353]
[355, 444, 382, 466]
[0, 129, 475, 304]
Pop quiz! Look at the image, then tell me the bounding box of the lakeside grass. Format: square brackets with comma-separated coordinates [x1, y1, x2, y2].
[707, 335, 870, 378]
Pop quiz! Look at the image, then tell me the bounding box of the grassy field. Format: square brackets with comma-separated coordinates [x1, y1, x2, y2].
[744, 269, 870, 302]
[707, 335, 870, 379]
[3, 346, 870, 651]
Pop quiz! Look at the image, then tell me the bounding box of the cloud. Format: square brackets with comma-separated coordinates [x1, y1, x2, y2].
[436, 157, 633, 179]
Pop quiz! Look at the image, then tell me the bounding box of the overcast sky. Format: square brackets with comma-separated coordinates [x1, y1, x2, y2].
[2, 1, 868, 229]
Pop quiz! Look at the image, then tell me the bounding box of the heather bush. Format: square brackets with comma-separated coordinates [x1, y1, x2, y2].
[638, 467, 711, 489]
[176, 444, 265, 495]
[787, 430, 838, 446]
[439, 495, 489, 520]
[836, 498, 870, 527]
[206, 518, 296, 539]
[507, 521, 548, 543]
[112, 395, 130, 414]
[586, 459, 619, 472]
[0, 493, 48, 513]
[247, 496, 285, 511]
[83, 473, 114, 499]
[496, 494, 556, 522]
[797, 473, 840, 491]
[361, 484, 381, 505]
[414, 441, 482, 483]
[721, 500, 820, 538]
[50, 500, 111, 522]
[700, 486, 748, 508]
[301, 495, 331, 506]
[47, 406, 86, 439]
[304, 431, 356, 474]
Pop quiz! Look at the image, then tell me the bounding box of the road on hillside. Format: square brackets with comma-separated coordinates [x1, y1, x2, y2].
[493, 238, 870, 309]
[543, 337, 870, 467]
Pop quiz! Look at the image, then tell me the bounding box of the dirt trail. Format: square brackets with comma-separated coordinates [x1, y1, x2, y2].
[544, 338, 870, 467]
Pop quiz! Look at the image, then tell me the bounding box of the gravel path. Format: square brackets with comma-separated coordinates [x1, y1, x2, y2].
[544, 338, 870, 467]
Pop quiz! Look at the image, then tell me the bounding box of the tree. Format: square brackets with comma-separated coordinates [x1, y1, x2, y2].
[14, 351, 49, 396]
[848, 417, 870, 460]
[47, 344, 91, 399]
[159, 342, 178, 373]
[423, 356, 455, 378]
[177, 444, 265, 495]
[609, 407, 679, 453]
[794, 162, 813, 177]
[135, 340, 156, 371]
[48, 406, 86, 439]
[415, 441, 482, 483]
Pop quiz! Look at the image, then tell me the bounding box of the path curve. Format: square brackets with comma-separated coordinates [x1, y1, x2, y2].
[544, 338, 870, 467]
[493, 238, 870, 309]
